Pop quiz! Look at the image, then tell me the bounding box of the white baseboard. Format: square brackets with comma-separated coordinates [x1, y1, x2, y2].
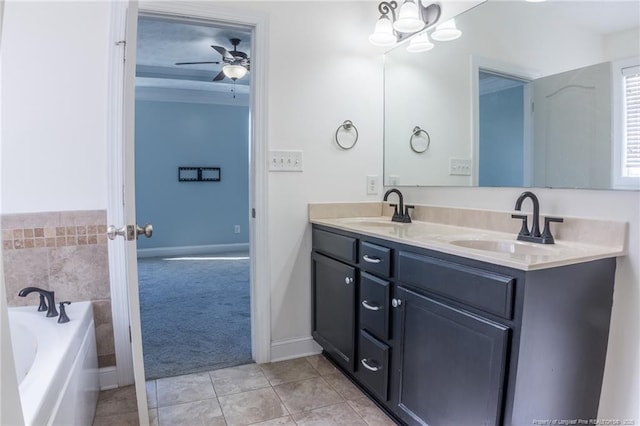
[99, 366, 119, 391]
[137, 243, 250, 259]
[270, 336, 322, 363]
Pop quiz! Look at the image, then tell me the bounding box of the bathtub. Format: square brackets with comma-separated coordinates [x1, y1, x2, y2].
[9, 301, 99, 426]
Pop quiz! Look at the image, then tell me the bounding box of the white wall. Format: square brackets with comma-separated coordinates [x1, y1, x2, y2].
[1, 1, 110, 213]
[604, 27, 640, 62]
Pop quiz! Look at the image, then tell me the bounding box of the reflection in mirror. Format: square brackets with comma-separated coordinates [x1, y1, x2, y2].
[384, 1, 640, 190]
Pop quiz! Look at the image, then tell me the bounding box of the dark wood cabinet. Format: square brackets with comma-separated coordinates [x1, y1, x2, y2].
[311, 224, 616, 426]
[393, 286, 509, 426]
[311, 252, 356, 371]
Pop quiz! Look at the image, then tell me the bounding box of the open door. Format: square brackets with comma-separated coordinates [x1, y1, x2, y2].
[106, 1, 150, 424]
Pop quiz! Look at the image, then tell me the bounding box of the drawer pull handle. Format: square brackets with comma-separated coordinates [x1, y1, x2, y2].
[361, 358, 381, 372]
[363, 255, 381, 264]
[361, 300, 381, 311]
[344, 277, 354, 285]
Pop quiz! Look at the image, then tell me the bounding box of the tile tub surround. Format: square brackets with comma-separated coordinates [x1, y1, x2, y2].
[93, 355, 396, 426]
[308, 202, 627, 270]
[2, 210, 115, 367]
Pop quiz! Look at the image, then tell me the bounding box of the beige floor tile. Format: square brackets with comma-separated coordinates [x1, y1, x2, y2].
[247, 416, 296, 426]
[158, 399, 224, 426]
[218, 387, 288, 426]
[156, 372, 216, 407]
[323, 372, 366, 401]
[347, 397, 397, 426]
[273, 376, 343, 414]
[95, 385, 138, 417]
[146, 380, 157, 409]
[291, 402, 367, 426]
[305, 354, 338, 376]
[210, 363, 270, 396]
[92, 411, 139, 426]
[260, 358, 318, 385]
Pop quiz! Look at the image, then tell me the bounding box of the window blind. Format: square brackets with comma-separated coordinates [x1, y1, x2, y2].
[623, 65, 640, 177]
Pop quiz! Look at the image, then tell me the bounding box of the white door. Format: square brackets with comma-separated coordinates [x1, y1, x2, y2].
[107, 1, 150, 424]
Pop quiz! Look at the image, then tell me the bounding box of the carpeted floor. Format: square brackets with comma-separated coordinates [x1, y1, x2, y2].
[137, 253, 252, 380]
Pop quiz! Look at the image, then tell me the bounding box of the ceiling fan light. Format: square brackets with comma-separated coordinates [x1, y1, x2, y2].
[406, 32, 434, 53]
[222, 64, 248, 80]
[431, 19, 462, 41]
[393, 1, 425, 33]
[369, 16, 398, 46]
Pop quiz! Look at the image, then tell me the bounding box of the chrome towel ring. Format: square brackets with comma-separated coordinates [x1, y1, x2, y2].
[335, 120, 359, 150]
[410, 126, 430, 153]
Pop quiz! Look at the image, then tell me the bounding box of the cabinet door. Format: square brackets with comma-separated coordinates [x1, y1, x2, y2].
[312, 252, 356, 371]
[393, 286, 509, 426]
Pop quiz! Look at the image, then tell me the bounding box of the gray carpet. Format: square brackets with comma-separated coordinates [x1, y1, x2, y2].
[137, 253, 252, 379]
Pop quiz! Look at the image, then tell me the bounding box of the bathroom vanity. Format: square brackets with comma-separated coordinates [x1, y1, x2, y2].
[310, 204, 626, 426]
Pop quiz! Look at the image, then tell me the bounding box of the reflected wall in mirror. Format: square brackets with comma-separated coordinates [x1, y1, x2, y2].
[384, 1, 640, 190]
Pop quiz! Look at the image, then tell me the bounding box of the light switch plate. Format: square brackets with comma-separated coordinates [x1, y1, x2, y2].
[449, 158, 471, 176]
[389, 175, 400, 186]
[269, 150, 303, 172]
[366, 175, 379, 195]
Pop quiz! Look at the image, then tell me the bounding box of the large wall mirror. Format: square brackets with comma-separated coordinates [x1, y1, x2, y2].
[384, 1, 640, 190]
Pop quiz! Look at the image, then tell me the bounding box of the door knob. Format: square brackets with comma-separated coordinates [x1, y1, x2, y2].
[107, 224, 153, 241]
[107, 225, 127, 240]
[391, 298, 402, 308]
[136, 224, 153, 239]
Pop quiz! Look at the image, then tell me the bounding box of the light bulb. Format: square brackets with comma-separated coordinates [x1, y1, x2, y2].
[431, 19, 462, 41]
[222, 64, 248, 80]
[393, 1, 424, 33]
[369, 16, 397, 46]
[406, 32, 434, 53]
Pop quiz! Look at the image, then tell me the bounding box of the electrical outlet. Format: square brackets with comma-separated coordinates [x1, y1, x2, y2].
[449, 158, 472, 176]
[389, 175, 400, 186]
[269, 150, 303, 172]
[234, 225, 241, 234]
[366, 175, 379, 195]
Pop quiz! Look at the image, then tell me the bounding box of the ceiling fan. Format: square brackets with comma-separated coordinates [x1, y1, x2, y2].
[175, 38, 250, 82]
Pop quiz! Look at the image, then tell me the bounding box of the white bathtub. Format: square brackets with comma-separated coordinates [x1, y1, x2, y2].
[9, 301, 99, 426]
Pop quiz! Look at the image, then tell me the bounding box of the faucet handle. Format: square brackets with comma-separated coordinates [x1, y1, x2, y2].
[541, 216, 564, 244]
[38, 294, 48, 312]
[404, 205, 415, 223]
[511, 214, 530, 237]
[58, 301, 71, 324]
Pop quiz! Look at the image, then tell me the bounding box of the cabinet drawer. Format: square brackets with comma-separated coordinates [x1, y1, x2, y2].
[360, 241, 391, 277]
[398, 251, 515, 319]
[359, 272, 390, 340]
[313, 228, 357, 263]
[358, 330, 390, 401]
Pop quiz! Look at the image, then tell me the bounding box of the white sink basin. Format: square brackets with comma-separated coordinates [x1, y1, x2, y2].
[449, 239, 554, 256]
[337, 218, 402, 228]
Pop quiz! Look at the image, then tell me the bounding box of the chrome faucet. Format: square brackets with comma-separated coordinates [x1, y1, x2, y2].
[18, 287, 59, 317]
[383, 188, 414, 223]
[511, 191, 563, 244]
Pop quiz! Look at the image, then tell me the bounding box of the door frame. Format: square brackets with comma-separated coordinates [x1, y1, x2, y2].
[470, 56, 540, 187]
[106, 1, 271, 387]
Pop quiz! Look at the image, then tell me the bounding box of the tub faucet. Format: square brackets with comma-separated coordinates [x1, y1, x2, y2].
[18, 287, 58, 317]
[383, 188, 413, 223]
[511, 191, 563, 244]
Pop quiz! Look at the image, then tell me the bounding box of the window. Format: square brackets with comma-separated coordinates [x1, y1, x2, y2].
[612, 59, 640, 189]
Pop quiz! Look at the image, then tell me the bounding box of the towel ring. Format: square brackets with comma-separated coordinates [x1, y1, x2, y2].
[335, 120, 359, 150]
[410, 126, 431, 153]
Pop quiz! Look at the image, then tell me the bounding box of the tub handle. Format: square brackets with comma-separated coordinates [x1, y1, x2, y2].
[58, 301, 71, 324]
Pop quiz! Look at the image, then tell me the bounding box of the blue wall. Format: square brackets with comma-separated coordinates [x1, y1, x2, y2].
[479, 86, 525, 187]
[135, 100, 249, 250]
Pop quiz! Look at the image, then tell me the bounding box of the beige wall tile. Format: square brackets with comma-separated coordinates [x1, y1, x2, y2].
[3, 248, 50, 306]
[48, 245, 110, 301]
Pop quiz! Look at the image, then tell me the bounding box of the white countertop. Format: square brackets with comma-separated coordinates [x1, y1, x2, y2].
[311, 216, 625, 271]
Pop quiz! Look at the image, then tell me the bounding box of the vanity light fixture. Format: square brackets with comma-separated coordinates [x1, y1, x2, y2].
[369, 0, 442, 47]
[406, 31, 434, 53]
[431, 18, 462, 41]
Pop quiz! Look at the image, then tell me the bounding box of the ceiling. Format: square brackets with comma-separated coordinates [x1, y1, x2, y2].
[136, 16, 252, 95]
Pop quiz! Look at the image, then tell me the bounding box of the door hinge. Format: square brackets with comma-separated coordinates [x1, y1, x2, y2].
[252, 208, 256, 218]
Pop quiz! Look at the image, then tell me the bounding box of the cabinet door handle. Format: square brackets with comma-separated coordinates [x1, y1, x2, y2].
[363, 254, 381, 264]
[361, 300, 381, 311]
[344, 277, 354, 284]
[360, 358, 381, 372]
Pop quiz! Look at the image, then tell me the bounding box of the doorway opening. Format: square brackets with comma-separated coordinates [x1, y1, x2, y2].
[134, 15, 253, 380]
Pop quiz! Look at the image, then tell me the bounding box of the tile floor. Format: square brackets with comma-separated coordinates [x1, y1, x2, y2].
[92, 355, 398, 426]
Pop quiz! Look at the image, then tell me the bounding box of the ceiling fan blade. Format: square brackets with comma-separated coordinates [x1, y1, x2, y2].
[211, 45, 234, 60]
[212, 70, 226, 81]
[175, 61, 220, 65]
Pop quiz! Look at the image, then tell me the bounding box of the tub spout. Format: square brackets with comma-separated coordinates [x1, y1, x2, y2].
[18, 287, 58, 318]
